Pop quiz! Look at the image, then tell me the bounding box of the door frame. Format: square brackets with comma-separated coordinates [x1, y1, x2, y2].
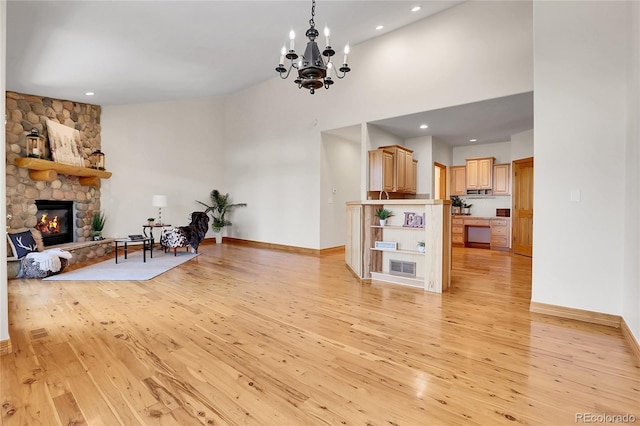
[512, 157, 534, 257]
[434, 162, 447, 200]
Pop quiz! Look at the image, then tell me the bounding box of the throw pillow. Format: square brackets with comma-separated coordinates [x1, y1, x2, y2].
[7, 230, 39, 259]
[7, 228, 44, 259]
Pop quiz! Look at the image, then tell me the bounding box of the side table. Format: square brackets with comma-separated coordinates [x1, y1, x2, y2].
[143, 224, 171, 248]
[114, 238, 152, 263]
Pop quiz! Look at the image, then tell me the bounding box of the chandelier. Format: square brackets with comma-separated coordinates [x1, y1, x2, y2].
[275, 0, 351, 94]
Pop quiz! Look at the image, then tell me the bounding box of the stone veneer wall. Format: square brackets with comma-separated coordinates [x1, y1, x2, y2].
[5, 91, 102, 242]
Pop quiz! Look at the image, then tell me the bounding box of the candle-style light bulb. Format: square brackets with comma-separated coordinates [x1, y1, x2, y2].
[343, 44, 350, 64]
[289, 29, 295, 51]
[324, 26, 330, 46]
[280, 45, 286, 64]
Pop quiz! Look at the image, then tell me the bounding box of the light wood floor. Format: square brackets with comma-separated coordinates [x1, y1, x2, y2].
[2, 244, 639, 425]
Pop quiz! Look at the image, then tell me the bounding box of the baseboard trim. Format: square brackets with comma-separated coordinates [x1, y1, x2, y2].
[621, 318, 640, 367]
[0, 338, 12, 355]
[222, 237, 343, 256]
[529, 301, 621, 328]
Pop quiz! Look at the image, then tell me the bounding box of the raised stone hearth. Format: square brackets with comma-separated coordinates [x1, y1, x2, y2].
[7, 239, 114, 279]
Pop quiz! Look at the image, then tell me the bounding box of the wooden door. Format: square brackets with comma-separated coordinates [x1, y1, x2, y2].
[512, 158, 533, 257]
[382, 151, 395, 192]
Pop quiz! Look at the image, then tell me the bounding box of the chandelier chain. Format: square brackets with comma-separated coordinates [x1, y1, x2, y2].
[309, 0, 316, 28]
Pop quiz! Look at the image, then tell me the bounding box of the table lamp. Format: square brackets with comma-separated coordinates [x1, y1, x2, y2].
[151, 195, 167, 225]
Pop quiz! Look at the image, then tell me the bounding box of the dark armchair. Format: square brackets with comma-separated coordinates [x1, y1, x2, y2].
[160, 211, 210, 256]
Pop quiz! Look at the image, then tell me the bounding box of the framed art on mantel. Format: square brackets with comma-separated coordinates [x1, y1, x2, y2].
[45, 119, 85, 167]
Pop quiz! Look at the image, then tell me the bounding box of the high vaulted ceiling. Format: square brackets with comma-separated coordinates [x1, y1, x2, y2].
[6, 0, 463, 106]
[6, 1, 533, 147]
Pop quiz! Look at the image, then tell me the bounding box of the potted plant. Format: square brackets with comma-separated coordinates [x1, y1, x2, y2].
[375, 208, 394, 226]
[91, 210, 106, 240]
[197, 189, 247, 244]
[462, 202, 473, 215]
[417, 241, 425, 253]
[451, 196, 463, 215]
[147, 217, 155, 226]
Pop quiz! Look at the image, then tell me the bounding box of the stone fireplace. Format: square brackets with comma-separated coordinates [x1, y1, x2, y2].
[5, 91, 103, 243]
[35, 200, 74, 246]
[5, 92, 112, 275]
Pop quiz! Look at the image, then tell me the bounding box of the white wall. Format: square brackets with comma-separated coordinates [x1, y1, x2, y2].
[367, 124, 404, 149]
[452, 141, 512, 217]
[101, 98, 226, 239]
[221, 0, 533, 248]
[533, 2, 629, 317]
[404, 135, 432, 198]
[623, 1, 640, 341]
[320, 133, 361, 248]
[511, 129, 534, 161]
[1, 0, 8, 345]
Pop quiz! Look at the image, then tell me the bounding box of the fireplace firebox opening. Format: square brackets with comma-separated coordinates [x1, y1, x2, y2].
[35, 200, 74, 246]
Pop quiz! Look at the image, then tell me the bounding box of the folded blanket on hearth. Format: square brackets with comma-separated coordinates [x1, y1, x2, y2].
[27, 248, 73, 273]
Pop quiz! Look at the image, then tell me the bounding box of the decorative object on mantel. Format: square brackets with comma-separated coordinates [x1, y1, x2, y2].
[46, 119, 85, 167]
[275, 0, 351, 94]
[13, 157, 112, 186]
[147, 218, 155, 226]
[197, 189, 247, 244]
[374, 208, 393, 226]
[90, 150, 105, 170]
[402, 212, 426, 228]
[152, 195, 167, 225]
[26, 128, 46, 159]
[91, 210, 106, 240]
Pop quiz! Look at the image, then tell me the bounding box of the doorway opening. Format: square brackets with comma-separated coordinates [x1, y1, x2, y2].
[434, 162, 447, 200]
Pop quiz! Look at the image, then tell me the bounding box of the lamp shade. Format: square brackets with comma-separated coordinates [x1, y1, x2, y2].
[151, 195, 167, 207]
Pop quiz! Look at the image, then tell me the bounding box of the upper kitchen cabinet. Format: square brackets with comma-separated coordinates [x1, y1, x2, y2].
[369, 145, 417, 194]
[493, 163, 511, 195]
[466, 157, 494, 194]
[368, 148, 395, 193]
[450, 166, 466, 196]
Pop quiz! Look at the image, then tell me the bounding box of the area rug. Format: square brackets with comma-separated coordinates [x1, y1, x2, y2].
[43, 250, 199, 281]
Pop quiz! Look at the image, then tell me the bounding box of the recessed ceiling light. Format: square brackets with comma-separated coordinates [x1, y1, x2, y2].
[85, 92, 95, 96]
[376, 25, 384, 30]
[469, 138, 477, 142]
[419, 124, 429, 129]
[411, 6, 422, 12]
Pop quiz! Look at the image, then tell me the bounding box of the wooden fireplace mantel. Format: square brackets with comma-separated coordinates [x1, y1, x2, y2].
[14, 157, 112, 186]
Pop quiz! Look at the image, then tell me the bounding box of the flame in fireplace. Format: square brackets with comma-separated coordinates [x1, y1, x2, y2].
[36, 214, 60, 234]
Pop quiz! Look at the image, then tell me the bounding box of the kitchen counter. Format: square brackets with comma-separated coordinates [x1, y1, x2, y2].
[345, 199, 451, 293]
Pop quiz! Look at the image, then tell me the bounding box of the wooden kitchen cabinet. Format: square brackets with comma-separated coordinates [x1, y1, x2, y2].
[451, 217, 465, 246]
[493, 163, 510, 195]
[370, 145, 417, 194]
[368, 149, 395, 193]
[466, 157, 494, 192]
[490, 218, 510, 250]
[450, 166, 466, 196]
[408, 159, 418, 194]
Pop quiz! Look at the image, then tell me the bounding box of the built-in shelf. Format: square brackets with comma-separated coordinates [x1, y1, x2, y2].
[370, 248, 425, 255]
[14, 157, 112, 186]
[371, 225, 423, 230]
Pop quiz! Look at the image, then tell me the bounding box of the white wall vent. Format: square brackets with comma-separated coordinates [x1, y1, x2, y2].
[389, 260, 416, 277]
